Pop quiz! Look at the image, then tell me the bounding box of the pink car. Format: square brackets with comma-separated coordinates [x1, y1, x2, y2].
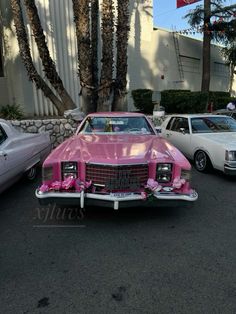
[36, 112, 198, 210]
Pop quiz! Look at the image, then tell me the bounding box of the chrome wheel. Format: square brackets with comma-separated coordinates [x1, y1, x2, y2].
[194, 151, 209, 172]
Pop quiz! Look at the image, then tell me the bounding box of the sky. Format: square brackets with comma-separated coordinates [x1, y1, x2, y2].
[153, 0, 235, 39]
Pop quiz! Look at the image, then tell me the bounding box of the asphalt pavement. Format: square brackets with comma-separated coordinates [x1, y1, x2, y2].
[0, 169, 236, 314]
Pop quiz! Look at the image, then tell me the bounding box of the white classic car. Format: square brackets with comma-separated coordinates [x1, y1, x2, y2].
[0, 119, 51, 193]
[161, 114, 236, 175]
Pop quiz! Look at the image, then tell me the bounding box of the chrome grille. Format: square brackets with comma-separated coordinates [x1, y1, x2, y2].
[86, 164, 148, 191]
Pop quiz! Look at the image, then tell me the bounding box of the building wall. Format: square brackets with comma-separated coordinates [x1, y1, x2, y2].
[0, 0, 235, 116]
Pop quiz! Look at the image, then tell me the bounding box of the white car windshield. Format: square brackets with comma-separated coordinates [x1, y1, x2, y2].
[79, 116, 155, 135]
[191, 116, 236, 133]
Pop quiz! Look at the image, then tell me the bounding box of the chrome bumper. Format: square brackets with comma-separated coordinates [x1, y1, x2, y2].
[224, 163, 236, 175]
[36, 189, 198, 210]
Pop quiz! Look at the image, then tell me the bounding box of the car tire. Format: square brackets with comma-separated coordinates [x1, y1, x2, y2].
[194, 150, 212, 172]
[26, 166, 37, 181]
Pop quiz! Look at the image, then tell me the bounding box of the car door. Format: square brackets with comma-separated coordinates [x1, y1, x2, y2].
[0, 124, 29, 190]
[163, 117, 192, 157]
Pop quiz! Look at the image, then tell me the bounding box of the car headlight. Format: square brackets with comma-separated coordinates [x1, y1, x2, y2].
[42, 166, 53, 181]
[157, 163, 172, 172]
[61, 162, 78, 180]
[181, 169, 191, 181]
[156, 163, 172, 183]
[225, 150, 236, 161]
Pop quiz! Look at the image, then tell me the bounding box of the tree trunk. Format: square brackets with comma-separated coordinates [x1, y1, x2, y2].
[112, 0, 130, 112]
[201, 0, 211, 94]
[10, 0, 65, 115]
[229, 63, 235, 94]
[91, 0, 99, 110]
[97, 0, 114, 112]
[24, 0, 76, 111]
[72, 0, 95, 114]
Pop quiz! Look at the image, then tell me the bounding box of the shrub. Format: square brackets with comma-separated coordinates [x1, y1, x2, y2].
[131, 89, 153, 114]
[0, 104, 24, 120]
[160, 90, 208, 113]
[209, 91, 234, 111]
[160, 90, 234, 113]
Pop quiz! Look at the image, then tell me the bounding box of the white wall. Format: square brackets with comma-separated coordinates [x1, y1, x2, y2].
[0, 0, 235, 115]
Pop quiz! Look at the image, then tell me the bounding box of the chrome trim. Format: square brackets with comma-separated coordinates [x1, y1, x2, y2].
[36, 189, 198, 203]
[86, 162, 148, 166]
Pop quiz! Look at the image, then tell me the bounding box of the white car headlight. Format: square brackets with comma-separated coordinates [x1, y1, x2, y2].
[157, 163, 172, 172]
[225, 151, 236, 161]
[156, 163, 172, 183]
[62, 162, 78, 179]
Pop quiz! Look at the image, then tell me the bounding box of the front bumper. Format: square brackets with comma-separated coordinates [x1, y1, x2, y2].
[36, 189, 198, 210]
[224, 162, 236, 175]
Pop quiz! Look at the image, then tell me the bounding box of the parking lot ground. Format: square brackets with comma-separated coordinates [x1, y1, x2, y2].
[0, 170, 236, 313]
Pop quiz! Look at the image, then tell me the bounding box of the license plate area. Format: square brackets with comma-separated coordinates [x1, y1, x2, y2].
[110, 192, 133, 198]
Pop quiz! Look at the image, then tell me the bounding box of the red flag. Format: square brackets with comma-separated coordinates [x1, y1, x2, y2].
[177, 0, 201, 9]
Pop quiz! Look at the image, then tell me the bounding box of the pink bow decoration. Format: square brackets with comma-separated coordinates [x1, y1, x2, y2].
[146, 178, 162, 192]
[62, 177, 75, 190]
[172, 177, 186, 189]
[50, 181, 62, 190]
[39, 184, 49, 193]
[75, 179, 92, 192]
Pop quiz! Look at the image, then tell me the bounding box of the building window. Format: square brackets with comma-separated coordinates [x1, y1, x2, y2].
[213, 62, 229, 77]
[180, 55, 200, 74]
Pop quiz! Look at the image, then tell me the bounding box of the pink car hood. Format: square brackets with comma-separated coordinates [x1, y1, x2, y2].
[46, 134, 189, 168]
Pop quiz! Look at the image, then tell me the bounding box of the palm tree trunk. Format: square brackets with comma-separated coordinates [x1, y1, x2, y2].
[112, 0, 130, 111]
[201, 0, 211, 94]
[91, 0, 99, 110]
[24, 0, 76, 111]
[229, 63, 235, 94]
[97, 0, 114, 112]
[72, 0, 95, 114]
[10, 0, 65, 115]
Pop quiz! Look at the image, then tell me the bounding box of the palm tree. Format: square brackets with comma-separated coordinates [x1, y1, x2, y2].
[112, 0, 130, 111]
[72, 0, 95, 114]
[97, 0, 114, 112]
[10, 0, 65, 115]
[24, 0, 76, 111]
[91, 0, 99, 110]
[201, 0, 211, 93]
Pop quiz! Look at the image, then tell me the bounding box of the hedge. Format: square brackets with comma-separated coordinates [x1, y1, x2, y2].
[131, 89, 235, 114]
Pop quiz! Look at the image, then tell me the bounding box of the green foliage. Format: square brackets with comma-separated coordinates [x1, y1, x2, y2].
[222, 45, 236, 66]
[131, 89, 153, 114]
[132, 89, 235, 114]
[0, 104, 24, 120]
[160, 90, 207, 113]
[209, 91, 235, 110]
[184, 1, 235, 42]
[160, 90, 234, 113]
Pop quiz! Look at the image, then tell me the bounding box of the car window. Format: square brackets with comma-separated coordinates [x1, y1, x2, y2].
[0, 126, 7, 145]
[79, 116, 155, 135]
[166, 117, 176, 130]
[191, 116, 236, 133]
[171, 117, 189, 133]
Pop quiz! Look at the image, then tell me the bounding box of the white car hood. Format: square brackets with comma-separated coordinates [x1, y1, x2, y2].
[197, 132, 236, 149]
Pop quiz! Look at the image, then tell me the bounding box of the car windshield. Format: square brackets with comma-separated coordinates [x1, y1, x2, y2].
[191, 116, 236, 133]
[78, 116, 155, 135]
